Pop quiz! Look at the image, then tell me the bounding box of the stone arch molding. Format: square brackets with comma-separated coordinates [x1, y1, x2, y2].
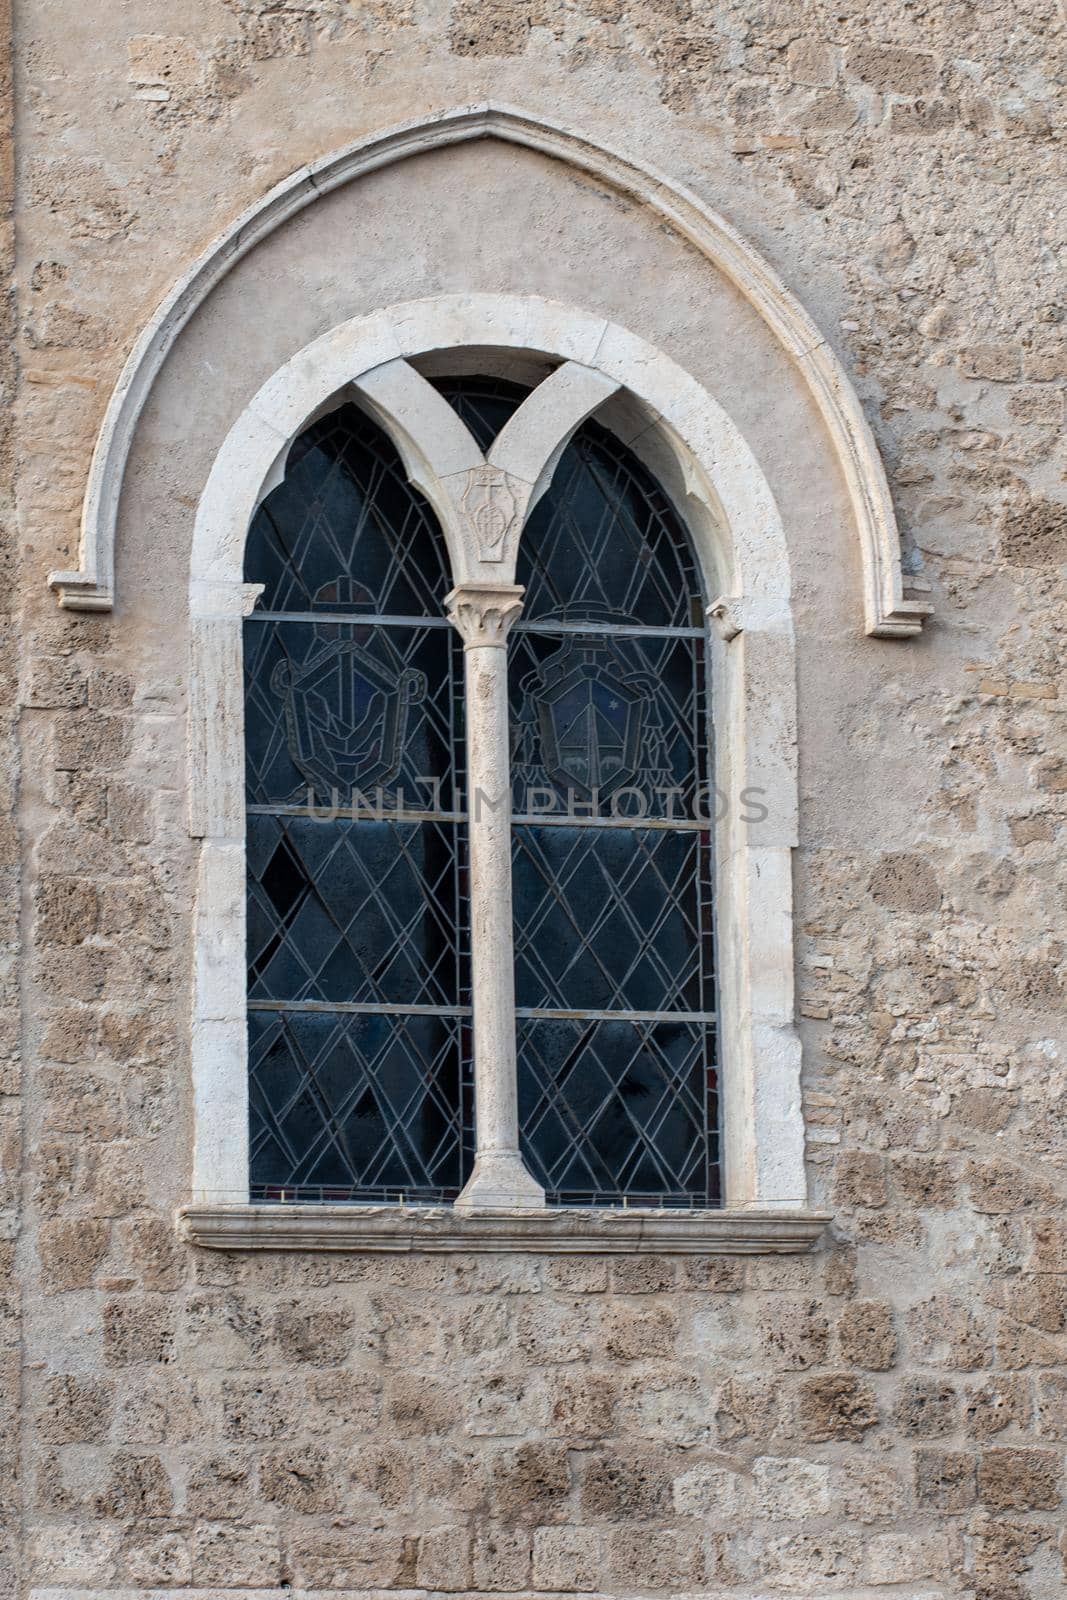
[186, 290, 817, 1236]
[52, 102, 929, 638]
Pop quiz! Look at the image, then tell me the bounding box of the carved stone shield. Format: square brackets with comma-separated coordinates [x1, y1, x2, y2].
[271, 579, 426, 801]
[518, 632, 657, 801]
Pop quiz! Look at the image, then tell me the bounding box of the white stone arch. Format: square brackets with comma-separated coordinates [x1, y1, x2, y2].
[52, 103, 929, 639]
[187, 292, 814, 1242]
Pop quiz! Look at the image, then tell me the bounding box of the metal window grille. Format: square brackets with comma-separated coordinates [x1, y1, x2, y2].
[241, 383, 719, 1206]
[243, 404, 472, 1201]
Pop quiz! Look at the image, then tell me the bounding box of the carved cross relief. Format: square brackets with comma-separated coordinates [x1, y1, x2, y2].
[461, 466, 520, 563]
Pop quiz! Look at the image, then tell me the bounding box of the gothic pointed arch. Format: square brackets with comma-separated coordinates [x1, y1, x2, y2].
[49, 104, 928, 637]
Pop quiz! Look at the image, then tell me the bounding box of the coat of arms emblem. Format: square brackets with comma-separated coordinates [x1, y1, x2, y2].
[512, 605, 672, 809]
[271, 577, 426, 803]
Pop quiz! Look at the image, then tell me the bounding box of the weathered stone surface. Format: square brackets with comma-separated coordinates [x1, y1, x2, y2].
[837, 1298, 898, 1369]
[978, 1446, 1063, 1511]
[914, 1447, 978, 1511]
[5, 3, 1066, 1592]
[894, 1376, 959, 1437]
[795, 1372, 880, 1441]
[35, 1374, 113, 1443]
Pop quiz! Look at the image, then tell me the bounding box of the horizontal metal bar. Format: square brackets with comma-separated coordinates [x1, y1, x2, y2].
[247, 804, 466, 824]
[245, 611, 705, 640]
[249, 999, 472, 1018]
[511, 812, 708, 832]
[246, 1185, 712, 1208]
[247, 610, 452, 628]
[513, 618, 704, 640]
[250, 1185, 462, 1205]
[515, 1006, 716, 1024]
[246, 807, 707, 831]
[249, 1000, 713, 1024]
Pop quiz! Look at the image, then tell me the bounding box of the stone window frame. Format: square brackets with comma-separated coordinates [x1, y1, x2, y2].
[179, 292, 829, 1255]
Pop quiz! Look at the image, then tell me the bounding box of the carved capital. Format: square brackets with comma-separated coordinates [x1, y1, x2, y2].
[445, 583, 524, 648]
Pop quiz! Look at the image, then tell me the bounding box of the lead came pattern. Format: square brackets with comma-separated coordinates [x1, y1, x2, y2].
[509, 623, 704, 818]
[247, 816, 462, 1010]
[245, 402, 450, 616]
[512, 826, 705, 1016]
[517, 1017, 713, 1204]
[249, 1010, 468, 1197]
[244, 405, 471, 1201]
[430, 374, 528, 453]
[244, 379, 720, 1207]
[244, 620, 459, 809]
[504, 412, 718, 1206]
[517, 418, 702, 627]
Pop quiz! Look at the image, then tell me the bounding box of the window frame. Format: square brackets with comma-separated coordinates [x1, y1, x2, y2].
[183, 293, 824, 1254]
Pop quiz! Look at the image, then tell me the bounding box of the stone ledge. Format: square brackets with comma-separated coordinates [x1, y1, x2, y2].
[31, 1592, 612, 1600]
[30, 1592, 613, 1600]
[178, 1203, 829, 1254]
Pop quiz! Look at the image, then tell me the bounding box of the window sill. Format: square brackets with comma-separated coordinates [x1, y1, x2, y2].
[178, 1202, 829, 1254]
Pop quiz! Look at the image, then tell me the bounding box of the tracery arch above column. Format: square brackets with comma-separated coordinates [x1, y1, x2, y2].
[50, 103, 930, 637]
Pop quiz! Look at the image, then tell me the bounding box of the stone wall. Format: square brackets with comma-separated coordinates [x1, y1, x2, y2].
[0, 0, 20, 1592]
[10, 2, 1067, 1597]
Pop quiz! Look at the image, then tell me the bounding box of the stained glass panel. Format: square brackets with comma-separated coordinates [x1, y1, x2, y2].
[516, 1017, 716, 1206]
[517, 417, 702, 627]
[244, 403, 470, 1202]
[249, 1009, 469, 1199]
[244, 401, 450, 616]
[512, 825, 708, 1016]
[243, 379, 719, 1208]
[509, 626, 705, 818]
[507, 411, 719, 1206]
[244, 620, 459, 809]
[247, 816, 462, 1009]
[430, 374, 528, 451]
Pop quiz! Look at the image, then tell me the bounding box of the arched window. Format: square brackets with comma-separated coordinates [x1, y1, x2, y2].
[184, 300, 817, 1249]
[242, 405, 472, 1200]
[241, 379, 718, 1208]
[510, 415, 717, 1205]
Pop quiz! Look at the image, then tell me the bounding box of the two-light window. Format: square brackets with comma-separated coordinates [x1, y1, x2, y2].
[242, 377, 719, 1208]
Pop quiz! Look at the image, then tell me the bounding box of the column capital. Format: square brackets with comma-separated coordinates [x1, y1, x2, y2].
[445, 582, 524, 648]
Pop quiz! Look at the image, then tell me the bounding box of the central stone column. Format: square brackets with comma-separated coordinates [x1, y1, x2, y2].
[446, 582, 545, 1210]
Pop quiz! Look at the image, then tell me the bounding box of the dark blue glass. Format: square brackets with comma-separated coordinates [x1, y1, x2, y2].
[505, 414, 719, 1206]
[244, 404, 469, 1202]
[517, 418, 701, 627]
[509, 628, 703, 818]
[516, 1017, 714, 1205]
[512, 826, 703, 1015]
[247, 816, 461, 1009]
[244, 621, 458, 809]
[243, 382, 719, 1206]
[249, 1009, 466, 1197]
[244, 402, 450, 616]
[430, 375, 528, 451]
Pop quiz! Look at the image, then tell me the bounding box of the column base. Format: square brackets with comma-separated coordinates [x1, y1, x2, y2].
[455, 1151, 546, 1211]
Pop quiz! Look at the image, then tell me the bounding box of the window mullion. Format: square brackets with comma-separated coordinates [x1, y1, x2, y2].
[446, 581, 545, 1210]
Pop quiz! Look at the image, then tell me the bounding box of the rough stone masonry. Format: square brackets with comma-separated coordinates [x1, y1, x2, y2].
[2, 0, 1065, 1596]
